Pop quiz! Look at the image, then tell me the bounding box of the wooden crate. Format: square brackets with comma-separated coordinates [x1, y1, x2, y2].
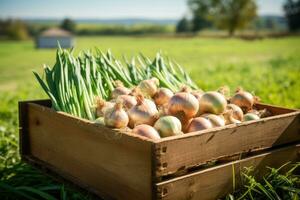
[19, 100, 300, 200]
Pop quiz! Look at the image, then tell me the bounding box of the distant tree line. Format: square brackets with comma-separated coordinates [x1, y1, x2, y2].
[177, 0, 300, 35]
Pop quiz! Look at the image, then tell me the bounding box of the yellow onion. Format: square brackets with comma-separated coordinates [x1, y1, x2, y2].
[230, 88, 258, 112]
[217, 86, 230, 98]
[133, 124, 161, 140]
[154, 116, 182, 137]
[104, 102, 129, 128]
[95, 98, 115, 117]
[138, 78, 159, 97]
[187, 117, 213, 133]
[111, 81, 131, 99]
[226, 104, 243, 121]
[243, 113, 260, 121]
[223, 110, 241, 125]
[117, 95, 137, 110]
[168, 92, 199, 120]
[198, 91, 227, 115]
[201, 114, 225, 127]
[153, 88, 173, 106]
[128, 95, 158, 126]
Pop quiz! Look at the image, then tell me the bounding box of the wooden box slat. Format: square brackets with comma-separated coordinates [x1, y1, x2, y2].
[154, 109, 300, 177]
[156, 144, 300, 200]
[20, 101, 153, 200]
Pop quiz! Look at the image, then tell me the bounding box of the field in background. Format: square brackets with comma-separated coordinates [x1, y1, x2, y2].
[0, 36, 300, 198]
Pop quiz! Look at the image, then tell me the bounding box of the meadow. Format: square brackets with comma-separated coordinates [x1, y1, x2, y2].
[0, 36, 300, 199]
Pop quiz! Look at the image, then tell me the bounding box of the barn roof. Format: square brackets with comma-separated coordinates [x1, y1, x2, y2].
[40, 28, 72, 37]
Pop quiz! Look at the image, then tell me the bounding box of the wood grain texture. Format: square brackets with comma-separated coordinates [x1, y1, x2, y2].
[26, 102, 153, 200]
[156, 144, 300, 200]
[154, 108, 300, 177]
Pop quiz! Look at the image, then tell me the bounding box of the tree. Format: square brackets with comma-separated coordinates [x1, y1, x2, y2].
[284, 0, 300, 31]
[188, 0, 212, 32]
[60, 18, 76, 33]
[176, 17, 191, 33]
[188, 0, 257, 36]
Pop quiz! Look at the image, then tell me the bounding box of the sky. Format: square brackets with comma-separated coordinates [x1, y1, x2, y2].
[0, 0, 286, 19]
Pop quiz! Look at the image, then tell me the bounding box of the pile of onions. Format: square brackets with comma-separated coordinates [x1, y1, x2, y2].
[168, 91, 199, 120]
[153, 88, 173, 106]
[138, 78, 159, 97]
[133, 124, 161, 140]
[104, 102, 129, 128]
[154, 116, 182, 137]
[117, 95, 137, 110]
[230, 88, 258, 112]
[111, 81, 131, 99]
[198, 91, 227, 115]
[201, 114, 225, 127]
[128, 95, 158, 126]
[187, 117, 213, 133]
[95, 98, 115, 117]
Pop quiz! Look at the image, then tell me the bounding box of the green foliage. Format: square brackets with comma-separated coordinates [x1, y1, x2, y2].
[188, 0, 257, 35]
[284, 0, 300, 32]
[225, 162, 300, 199]
[60, 18, 76, 33]
[0, 19, 29, 40]
[176, 17, 192, 33]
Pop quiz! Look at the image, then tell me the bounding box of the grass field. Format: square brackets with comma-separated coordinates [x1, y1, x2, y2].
[0, 36, 300, 199]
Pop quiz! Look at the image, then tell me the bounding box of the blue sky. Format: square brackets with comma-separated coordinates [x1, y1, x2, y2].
[0, 0, 285, 19]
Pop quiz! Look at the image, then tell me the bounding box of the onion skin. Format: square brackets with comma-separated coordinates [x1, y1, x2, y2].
[230, 89, 255, 112]
[104, 103, 129, 128]
[128, 96, 158, 126]
[243, 113, 260, 121]
[226, 104, 243, 121]
[96, 99, 115, 117]
[223, 110, 241, 125]
[191, 90, 204, 101]
[117, 95, 137, 110]
[187, 117, 213, 133]
[154, 116, 182, 137]
[201, 114, 225, 127]
[168, 92, 199, 120]
[133, 125, 161, 140]
[198, 92, 227, 115]
[111, 86, 131, 99]
[153, 88, 173, 106]
[138, 78, 159, 97]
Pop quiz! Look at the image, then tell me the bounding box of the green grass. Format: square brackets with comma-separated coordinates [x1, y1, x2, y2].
[0, 36, 300, 199]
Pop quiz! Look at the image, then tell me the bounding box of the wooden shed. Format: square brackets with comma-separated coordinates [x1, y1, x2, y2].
[36, 28, 74, 49]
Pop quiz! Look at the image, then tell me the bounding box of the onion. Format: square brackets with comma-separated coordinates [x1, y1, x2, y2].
[168, 92, 199, 120]
[187, 117, 213, 133]
[154, 116, 182, 137]
[128, 95, 158, 126]
[95, 98, 115, 117]
[104, 102, 129, 128]
[198, 91, 227, 115]
[230, 88, 258, 112]
[138, 78, 159, 97]
[201, 114, 225, 127]
[243, 113, 260, 121]
[117, 95, 137, 110]
[223, 110, 241, 125]
[217, 86, 230, 98]
[132, 124, 161, 140]
[111, 81, 131, 99]
[226, 104, 243, 121]
[153, 88, 173, 106]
